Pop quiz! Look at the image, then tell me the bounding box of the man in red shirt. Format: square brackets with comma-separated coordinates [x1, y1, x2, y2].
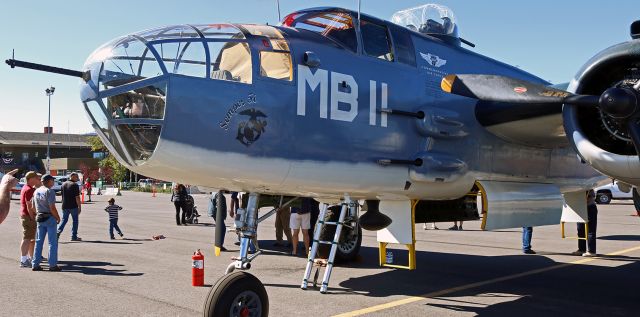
[19, 171, 39, 268]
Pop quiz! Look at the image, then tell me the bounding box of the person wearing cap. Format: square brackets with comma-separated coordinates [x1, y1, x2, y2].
[84, 178, 92, 202]
[57, 172, 82, 241]
[18, 171, 39, 268]
[32, 174, 61, 271]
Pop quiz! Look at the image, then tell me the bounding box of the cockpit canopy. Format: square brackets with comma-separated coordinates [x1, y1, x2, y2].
[391, 3, 458, 38]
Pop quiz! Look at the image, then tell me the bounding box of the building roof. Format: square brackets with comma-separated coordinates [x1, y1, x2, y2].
[0, 131, 94, 148]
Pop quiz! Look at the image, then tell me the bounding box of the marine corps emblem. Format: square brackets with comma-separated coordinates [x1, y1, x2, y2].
[236, 108, 268, 147]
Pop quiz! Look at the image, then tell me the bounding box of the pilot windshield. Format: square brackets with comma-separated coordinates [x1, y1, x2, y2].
[391, 4, 458, 38]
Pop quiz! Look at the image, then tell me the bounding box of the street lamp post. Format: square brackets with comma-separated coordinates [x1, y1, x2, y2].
[45, 86, 55, 173]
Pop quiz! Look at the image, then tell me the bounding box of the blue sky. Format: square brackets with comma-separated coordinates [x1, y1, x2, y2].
[1, 0, 638, 133]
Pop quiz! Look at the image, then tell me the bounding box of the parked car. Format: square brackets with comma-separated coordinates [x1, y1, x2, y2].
[52, 176, 82, 195]
[595, 181, 634, 204]
[10, 182, 24, 200]
[138, 179, 155, 188]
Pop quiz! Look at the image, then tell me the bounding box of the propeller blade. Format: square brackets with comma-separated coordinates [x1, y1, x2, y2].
[441, 74, 599, 106]
[214, 191, 226, 256]
[627, 120, 640, 159]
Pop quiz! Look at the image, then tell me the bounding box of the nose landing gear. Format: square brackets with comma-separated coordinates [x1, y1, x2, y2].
[203, 271, 268, 317]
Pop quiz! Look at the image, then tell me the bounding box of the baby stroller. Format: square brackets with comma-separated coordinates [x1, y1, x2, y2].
[184, 195, 201, 224]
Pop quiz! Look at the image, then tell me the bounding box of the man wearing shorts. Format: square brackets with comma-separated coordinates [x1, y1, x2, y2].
[290, 198, 315, 256]
[18, 171, 39, 268]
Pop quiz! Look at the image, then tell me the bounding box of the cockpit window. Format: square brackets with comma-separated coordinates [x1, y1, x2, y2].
[242, 24, 289, 51]
[287, 12, 357, 52]
[197, 24, 246, 39]
[391, 4, 459, 38]
[243, 24, 293, 81]
[209, 41, 252, 83]
[360, 19, 393, 62]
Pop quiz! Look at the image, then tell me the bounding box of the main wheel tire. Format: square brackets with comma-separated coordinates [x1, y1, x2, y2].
[596, 193, 611, 204]
[316, 206, 362, 263]
[203, 272, 268, 317]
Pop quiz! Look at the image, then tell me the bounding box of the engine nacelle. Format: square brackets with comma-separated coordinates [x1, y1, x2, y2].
[563, 39, 640, 186]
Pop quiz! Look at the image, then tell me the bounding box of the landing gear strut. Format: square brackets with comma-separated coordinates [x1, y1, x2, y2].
[203, 194, 363, 316]
[205, 193, 267, 317]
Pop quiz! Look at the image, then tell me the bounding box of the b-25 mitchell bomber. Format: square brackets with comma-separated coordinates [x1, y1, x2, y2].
[6, 3, 640, 317]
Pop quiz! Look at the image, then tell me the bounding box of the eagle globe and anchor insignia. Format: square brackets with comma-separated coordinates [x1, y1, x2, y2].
[236, 108, 268, 147]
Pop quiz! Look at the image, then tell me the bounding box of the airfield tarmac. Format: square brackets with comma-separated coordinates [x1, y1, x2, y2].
[1, 192, 639, 317]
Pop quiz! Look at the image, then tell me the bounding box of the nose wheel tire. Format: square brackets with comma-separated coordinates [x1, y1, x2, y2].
[203, 272, 269, 317]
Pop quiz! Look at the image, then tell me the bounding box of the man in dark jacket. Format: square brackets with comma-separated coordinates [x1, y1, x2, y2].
[57, 173, 82, 241]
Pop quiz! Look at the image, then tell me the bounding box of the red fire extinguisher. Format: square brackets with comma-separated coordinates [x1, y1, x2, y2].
[192, 249, 204, 287]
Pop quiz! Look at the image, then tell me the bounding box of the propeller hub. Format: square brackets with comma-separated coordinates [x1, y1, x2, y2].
[599, 87, 638, 119]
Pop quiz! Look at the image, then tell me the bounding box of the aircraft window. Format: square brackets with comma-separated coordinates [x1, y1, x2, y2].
[153, 42, 207, 78]
[208, 42, 252, 84]
[240, 25, 292, 81]
[104, 82, 167, 120]
[289, 12, 357, 52]
[85, 100, 111, 138]
[389, 25, 416, 66]
[114, 124, 161, 163]
[196, 24, 246, 39]
[95, 37, 162, 89]
[139, 25, 200, 41]
[260, 51, 292, 81]
[360, 20, 393, 61]
[241, 24, 289, 51]
[84, 100, 130, 163]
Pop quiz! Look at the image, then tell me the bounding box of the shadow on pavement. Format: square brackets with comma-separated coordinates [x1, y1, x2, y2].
[63, 240, 143, 245]
[599, 234, 640, 241]
[57, 260, 144, 276]
[331, 246, 640, 316]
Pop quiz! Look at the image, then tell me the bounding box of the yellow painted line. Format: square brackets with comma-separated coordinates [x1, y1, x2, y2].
[333, 245, 640, 317]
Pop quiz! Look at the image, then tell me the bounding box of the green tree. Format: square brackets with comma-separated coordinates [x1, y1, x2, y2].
[88, 136, 128, 185]
[87, 135, 107, 152]
[100, 155, 128, 184]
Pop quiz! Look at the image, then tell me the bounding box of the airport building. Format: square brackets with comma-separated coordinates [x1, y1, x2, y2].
[0, 131, 99, 176]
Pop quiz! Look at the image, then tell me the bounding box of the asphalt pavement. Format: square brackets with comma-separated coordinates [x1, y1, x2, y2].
[1, 192, 639, 317]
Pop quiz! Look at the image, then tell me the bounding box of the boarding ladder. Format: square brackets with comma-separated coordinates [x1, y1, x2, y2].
[301, 198, 351, 293]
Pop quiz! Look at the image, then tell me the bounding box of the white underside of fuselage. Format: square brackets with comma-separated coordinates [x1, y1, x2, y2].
[129, 138, 606, 201]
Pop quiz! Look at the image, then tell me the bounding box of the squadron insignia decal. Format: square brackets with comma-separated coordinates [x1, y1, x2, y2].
[236, 108, 268, 147]
[420, 52, 447, 67]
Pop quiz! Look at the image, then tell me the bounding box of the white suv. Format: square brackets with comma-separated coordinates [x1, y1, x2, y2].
[595, 181, 633, 204]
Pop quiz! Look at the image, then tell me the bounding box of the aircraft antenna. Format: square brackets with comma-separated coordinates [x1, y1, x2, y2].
[276, 0, 281, 22]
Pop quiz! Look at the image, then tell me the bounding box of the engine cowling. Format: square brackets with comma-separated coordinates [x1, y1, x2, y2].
[563, 39, 640, 185]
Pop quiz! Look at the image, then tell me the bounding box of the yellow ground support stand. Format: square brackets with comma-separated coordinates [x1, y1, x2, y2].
[561, 221, 588, 240]
[378, 200, 417, 270]
[474, 182, 488, 230]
